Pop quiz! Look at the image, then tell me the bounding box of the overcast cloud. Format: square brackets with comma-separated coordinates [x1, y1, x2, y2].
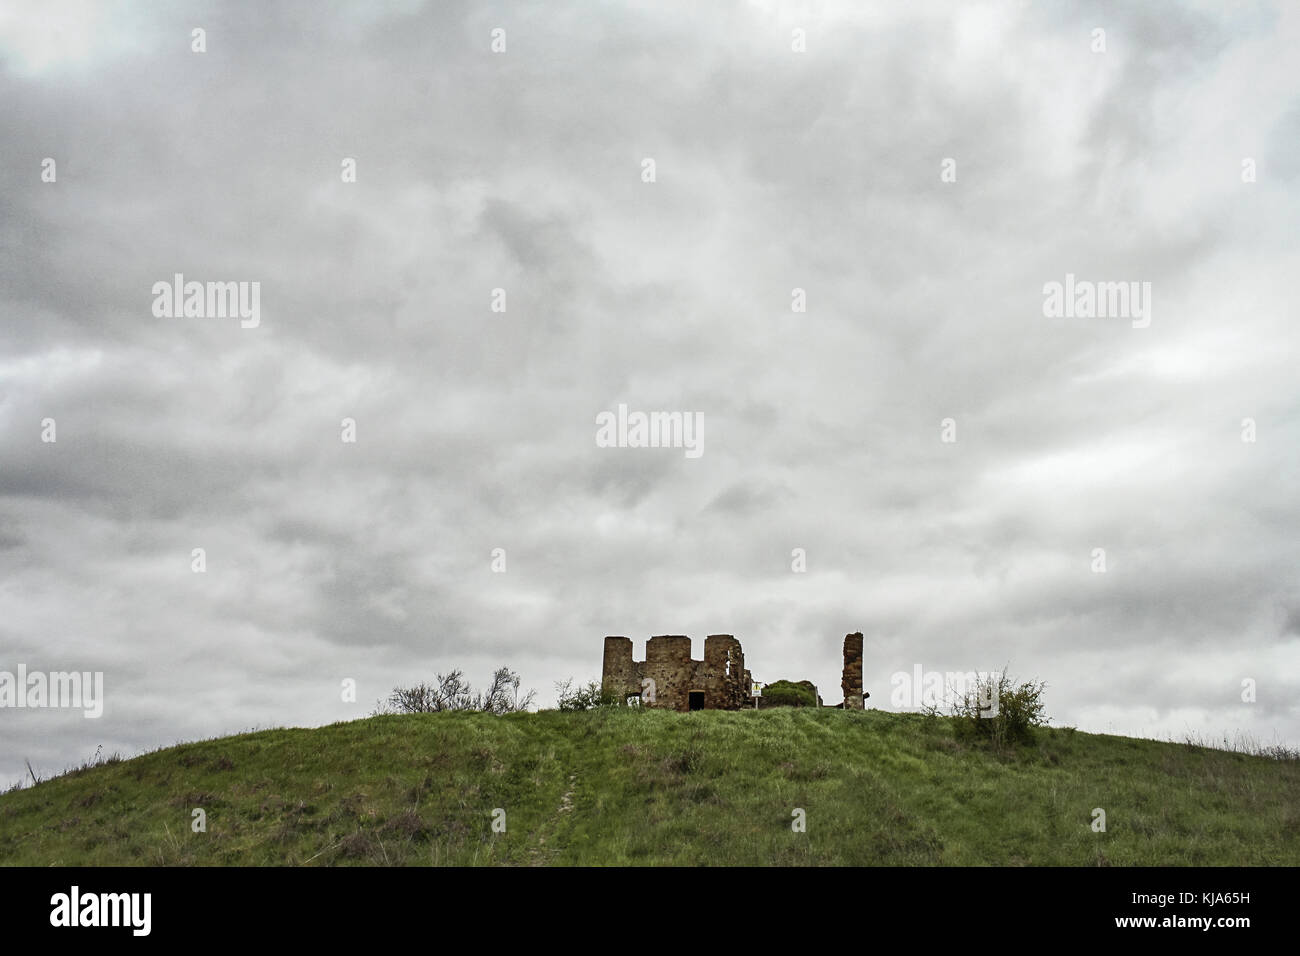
[2, 0, 1298, 786]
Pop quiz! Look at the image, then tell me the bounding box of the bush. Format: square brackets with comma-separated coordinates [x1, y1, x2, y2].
[951, 671, 1047, 748]
[375, 667, 536, 715]
[760, 680, 819, 708]
[555, 678, 622, 711]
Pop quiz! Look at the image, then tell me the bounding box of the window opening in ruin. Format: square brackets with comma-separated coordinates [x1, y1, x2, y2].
[688, 691, 705, 711]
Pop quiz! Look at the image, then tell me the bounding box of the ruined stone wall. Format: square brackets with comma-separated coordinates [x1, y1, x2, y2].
[600, 634, 757, 711]
[604, 632, 865, 711]
[642, 635, 694, 711]
[601, 636, 638, 700]
[703, 634, 749, 710]
[841, 631, 864, 709]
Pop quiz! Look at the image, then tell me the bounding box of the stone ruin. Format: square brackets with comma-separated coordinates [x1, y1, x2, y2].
[601, 631, 868, 711]
[602, 634, 752, 711]
[841, 631, 866, 710]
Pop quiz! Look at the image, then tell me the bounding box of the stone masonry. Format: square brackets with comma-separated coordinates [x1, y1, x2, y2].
[841, 632, 865, 710]
[601, 631, 868, 711]
[602, 635, 753, 711]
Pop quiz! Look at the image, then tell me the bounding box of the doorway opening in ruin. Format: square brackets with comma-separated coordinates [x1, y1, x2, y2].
[688, 691, 705, 711]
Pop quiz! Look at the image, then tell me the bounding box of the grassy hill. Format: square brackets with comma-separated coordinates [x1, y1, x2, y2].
[2, 708, 1297, 866]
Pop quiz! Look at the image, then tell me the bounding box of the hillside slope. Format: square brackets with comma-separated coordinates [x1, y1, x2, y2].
[2, 708, 1296, 865]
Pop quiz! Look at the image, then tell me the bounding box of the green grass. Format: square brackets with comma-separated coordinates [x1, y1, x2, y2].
[2, 708, 1297, 865]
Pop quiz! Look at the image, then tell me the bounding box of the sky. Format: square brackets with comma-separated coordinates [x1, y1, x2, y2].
[1, 0, 1297, 787]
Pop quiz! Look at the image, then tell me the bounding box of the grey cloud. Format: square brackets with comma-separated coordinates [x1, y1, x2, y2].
[1, 0, 1298, 786]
